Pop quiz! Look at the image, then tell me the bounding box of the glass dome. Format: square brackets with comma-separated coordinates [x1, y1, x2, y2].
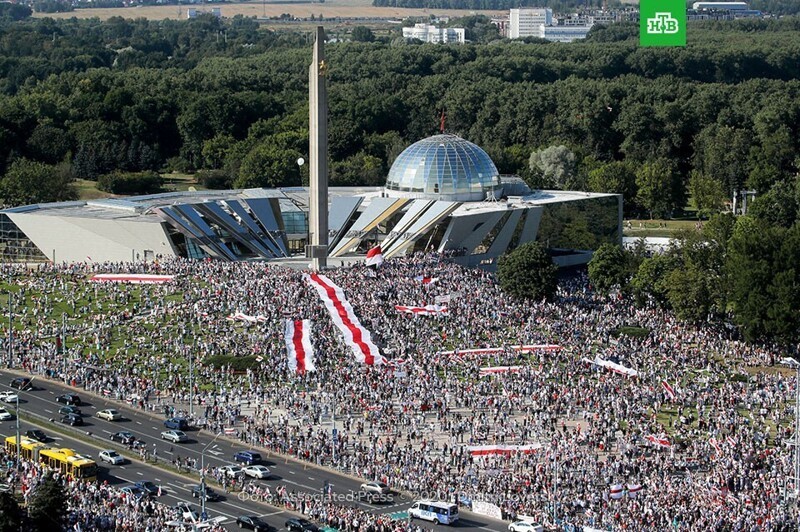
[384, 134, 502, 202]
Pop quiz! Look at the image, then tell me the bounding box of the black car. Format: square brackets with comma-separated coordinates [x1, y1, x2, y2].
[55, 393, 81, 405]
[285, 518, 320, 532]
[60, 413, 83, 426]
[58, 405, 82, 416]
[236, 515, 273, 531]
[25, 429, 47, 442]
[9, 377, 31, 390]
[191, 485, 221, 502]
[110, 431, 145, 448]
[135, 481, 159, 496]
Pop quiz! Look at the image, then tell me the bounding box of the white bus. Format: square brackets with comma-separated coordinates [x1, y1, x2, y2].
[408, 500, 459, 525]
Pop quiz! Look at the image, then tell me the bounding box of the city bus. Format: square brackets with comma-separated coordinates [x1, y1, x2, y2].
[4, 436, 47, 461]
[5, 436, 98, 482]
[408, 500, 460, 525]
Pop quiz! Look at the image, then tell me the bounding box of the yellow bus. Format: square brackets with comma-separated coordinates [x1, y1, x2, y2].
[5, 436, 98, 482]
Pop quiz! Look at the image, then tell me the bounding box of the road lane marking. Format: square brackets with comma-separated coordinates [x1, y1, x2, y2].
[136, 471, 143, 476]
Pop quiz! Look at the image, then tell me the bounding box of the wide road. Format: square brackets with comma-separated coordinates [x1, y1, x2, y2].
[0, 370, 508, 532]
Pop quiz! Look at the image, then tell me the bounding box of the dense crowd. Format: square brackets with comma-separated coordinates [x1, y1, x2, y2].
[2, 254, 800, 531]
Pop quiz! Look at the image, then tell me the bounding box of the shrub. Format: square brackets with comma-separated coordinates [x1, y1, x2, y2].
[97, 171, 164, 195]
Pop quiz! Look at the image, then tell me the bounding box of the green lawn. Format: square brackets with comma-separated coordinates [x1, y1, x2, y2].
[75, 174, 206, 201]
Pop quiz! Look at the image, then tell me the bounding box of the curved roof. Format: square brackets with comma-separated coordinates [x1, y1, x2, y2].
[384, 134, 501, 202]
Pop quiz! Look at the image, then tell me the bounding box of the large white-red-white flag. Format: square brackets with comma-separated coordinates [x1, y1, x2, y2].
[466, 444, 542, 456]
[646, 434, 672, 448]
[365, 245, 384, 268]
[609, 484, 624, 500]
[285, 319, 316, 374]
[414, 275, 439, 285]
[479, 366, 523, 376]
[661, 380, 676, 401]
[395, 304, 449, 315]
[306, 273, 385, 366]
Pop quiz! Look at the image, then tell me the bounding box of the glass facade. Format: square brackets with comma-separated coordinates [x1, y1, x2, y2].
[0, 214, 48, 263]
[536, 196, 620, 251]
[385, 134, 501, 201]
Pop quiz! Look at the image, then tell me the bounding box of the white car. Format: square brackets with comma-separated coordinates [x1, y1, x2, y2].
[508, 522, 544, 532]
[219, 465, 245, 478]
[99, 449, 125, 465]
[97, 409, 123, 421]
[0, 391, 19, 403]
[360, 481, 390, 494]
[242, 465, 271, 479]
[161, 430, 188, 443]
[0, 408, 13, 421]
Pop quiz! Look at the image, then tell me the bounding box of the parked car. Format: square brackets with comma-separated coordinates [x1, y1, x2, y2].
[58, 405, 82, 416]
[163, 417, 189, 430]
[60, 413, 83, 426]
[0, 408, 13, 421]
[135, 481, 160, 496]
[360, 481, 390, 495]
[110, 431, 143, 447]
[233, 450, 263, 465]
[285, 518, 320, 532]
[55, 393, 81, 405]
[120, 486, 148, 501]
[25, 429, 47, 442]
[242, 465, 271, 480]
[191, 485, 221, 501]
[161, 430, 188, 443]
[97, 409, 123, 421]
[9, 377, 31, 390]
[99, 450, 125, 465]
[508, 522, 544, 532]
[236, 515, 273, 531]
[175, 502, 199, 521]
[0, 391, 19, 403]
[219, 465, 245, 478]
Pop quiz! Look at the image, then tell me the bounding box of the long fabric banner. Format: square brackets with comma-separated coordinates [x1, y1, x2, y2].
[285, 319, 316, 374]
[466, 444, 542, 456]
[227, 311, 268, 324]
[395, 304, 449, 315]
[582, 356, 639, 377]
[306, 273, 385, 366]
[646, 434, 671, 448]
[439, 344, 562, 357]
[479, 366, 523, 376]
[90, 273, 174, 284]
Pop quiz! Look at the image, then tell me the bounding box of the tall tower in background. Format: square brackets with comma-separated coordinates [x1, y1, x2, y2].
[308, 26, 329, 270]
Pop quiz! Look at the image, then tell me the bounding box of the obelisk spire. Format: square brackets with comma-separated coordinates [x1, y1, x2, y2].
[308, 26, 328, 270]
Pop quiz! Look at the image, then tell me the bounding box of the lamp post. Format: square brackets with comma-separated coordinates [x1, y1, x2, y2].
[200, 433, 222, 522]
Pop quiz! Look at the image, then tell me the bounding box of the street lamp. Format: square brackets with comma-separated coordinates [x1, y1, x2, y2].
[200, 432, 222, 521]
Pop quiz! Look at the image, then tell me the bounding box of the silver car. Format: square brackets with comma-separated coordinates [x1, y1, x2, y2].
[161, 430, 188, 443]
[99, 449, 125, 465]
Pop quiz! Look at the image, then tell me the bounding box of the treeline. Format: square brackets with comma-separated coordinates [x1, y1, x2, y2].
[373, 0, 610, 9]
[0, 16, 798, 215]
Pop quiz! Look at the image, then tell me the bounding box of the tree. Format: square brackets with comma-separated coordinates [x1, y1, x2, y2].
[588, 243, 628, 294]
[747, 179, 798, 228]
[234, 140, 302, 189]
[688, 171, 726, 219]
[351, 26, 375, 43]
[496, 241, 557, 300]
[635, 159, 677, 219]
[97, 171, 164, 195]
[630, 253, 680, 308]
[28, 473, 68, 531]
[0, 159, 77, 206]
[665, 262, 715, 322]
[529, 145, 576, 190]
[587, 160, 637, 210]
[0, 491, 22, 532]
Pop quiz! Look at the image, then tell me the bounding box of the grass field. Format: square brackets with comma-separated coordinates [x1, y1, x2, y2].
[623, 218, 701, 238]
[75, 174, 204, 201]
[33, 1, 505, 21]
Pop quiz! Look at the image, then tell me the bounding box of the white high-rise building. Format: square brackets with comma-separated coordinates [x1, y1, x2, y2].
[403, 24, 466, 44]
[509, 8, 553, 38]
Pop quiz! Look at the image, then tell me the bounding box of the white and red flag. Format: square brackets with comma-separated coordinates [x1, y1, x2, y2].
[726, 435, 738, 447]
[661, 380, 676, 401]
[90, 273, 174, 284]
[306, 273, 385, 366]
[709, 437, 722, 454]
[365, 245, 384, 268]
[466, 444, 542, 456]
[627, 484, 643, 498]
[285, 319, 316, 374]
[395, 304, 448, 315]
[479, 366, 523, 376]
[224, 427, 237, 435]
[646, 434, 672, 448]
[609, 484, 624, 500]
[414, 275, 439, 285]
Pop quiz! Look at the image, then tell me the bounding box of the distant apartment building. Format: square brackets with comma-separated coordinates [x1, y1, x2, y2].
[509, 8, 553, 38]
[689, 1, 761, 18]
[403, 24, 466, 44]
[540, 25, 593, 42]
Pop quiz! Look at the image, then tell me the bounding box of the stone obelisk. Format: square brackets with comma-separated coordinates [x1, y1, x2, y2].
[308, 26, 328, 270]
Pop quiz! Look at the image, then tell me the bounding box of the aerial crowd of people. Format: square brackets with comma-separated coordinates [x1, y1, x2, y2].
[2, 253, 800, 531]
